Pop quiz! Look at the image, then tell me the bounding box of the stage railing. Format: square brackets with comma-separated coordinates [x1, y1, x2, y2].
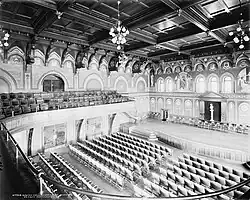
[0, 121, 250, 199]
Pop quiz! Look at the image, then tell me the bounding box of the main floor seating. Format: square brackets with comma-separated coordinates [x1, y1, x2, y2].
[28, 131, 249, 199]
[0, 90, 130, 119]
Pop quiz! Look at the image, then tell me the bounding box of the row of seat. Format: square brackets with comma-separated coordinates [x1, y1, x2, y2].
[0, 91, 130, 119]
[50, 152, 103, 194]
[28, 157, 71, 199]
[116, 131, 173, 156]
[0, 90, 122, 100]
[69, 144, 126, 190]
[37, 153, 90, 200]
[167, 114, 249, 134]
[158, 163, 244, 200]
[102, 135, 158, 165]
[84, 140, 144, 173]
[182, 153, 250, 180]
[163, 155, 249, 198]
[77, 142, 136, 181]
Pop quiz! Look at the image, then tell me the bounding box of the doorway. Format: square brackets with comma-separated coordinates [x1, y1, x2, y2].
[204, 101, 221, 122]
[42, 74, 64, 92]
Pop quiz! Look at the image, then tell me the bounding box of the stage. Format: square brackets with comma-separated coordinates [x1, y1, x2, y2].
[127, 119, 250, 163]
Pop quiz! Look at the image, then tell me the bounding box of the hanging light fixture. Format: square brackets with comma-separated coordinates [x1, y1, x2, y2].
[0, 25, 10, 48]
[109, 0, 129, 50]
[228, 11, 249, 50]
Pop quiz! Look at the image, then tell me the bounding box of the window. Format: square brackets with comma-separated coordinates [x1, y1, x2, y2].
[223, 76, 233, 93]
[209, 76, 218, 93]
[166, 78, 173, 92]
[196, 77, 205, 93]
[158, 79, 164, 92]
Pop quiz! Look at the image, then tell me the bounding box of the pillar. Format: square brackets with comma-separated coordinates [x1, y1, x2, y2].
[108, 113, 117, 135]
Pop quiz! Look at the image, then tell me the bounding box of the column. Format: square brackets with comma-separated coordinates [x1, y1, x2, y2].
[221, 101, 227, 122]
[108, 113, 117, 135]
[32, 125, 43, 155]
[67, 119, 76, 144]
[200, 100, 205, 119]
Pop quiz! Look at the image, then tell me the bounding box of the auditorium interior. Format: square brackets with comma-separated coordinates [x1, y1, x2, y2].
[0, 0, 250, 199]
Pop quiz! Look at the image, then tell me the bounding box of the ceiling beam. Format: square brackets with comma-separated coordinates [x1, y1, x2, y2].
[33, 0, 76, 34]
[161, 0, 226, 45]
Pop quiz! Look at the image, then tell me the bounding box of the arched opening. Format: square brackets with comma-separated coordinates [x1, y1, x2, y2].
[0, 78, 10, 93]
[42, 74, 64, 92]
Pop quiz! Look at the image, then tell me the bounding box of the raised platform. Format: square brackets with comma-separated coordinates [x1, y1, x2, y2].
[128, 119, 250, 163]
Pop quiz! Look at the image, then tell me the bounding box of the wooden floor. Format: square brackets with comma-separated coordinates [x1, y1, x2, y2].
[135, 119, 250, 153]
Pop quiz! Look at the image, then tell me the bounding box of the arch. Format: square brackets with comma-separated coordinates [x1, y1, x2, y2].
[165, 76, 173, 92]
[194, 74, 206, 93]
[220, 72, 235, 93]
[7, 46, 25, 59]
[99, 56, 108, 72]
[207, 62, 218, 71]
[132, 61, 141, 74]
[47, 52, 61, 67]
[34, 49, 45, 66]
[109, 56, 118, 72]
[135, 76, 147, 92]
[42, 74, 65, 92]
[165, 98, 173, 114]
[194, 63, 205, 72]
[183, 65, 192, 72]
[8, 54, 24, 65]
[37, 70, 70, 91]
[207, 73, 219, 93]
[184, 99, 193, 117]
[174, 98, 182, 115]
[238, 102, 250, 124]
[174, 65, 182, 73]
[157, 98, 164, 112]
[156, 77, 165, 92]
[150, 98, 156, 112]
[88, 54, 99, 70]
[0, 77, 11, 93]
[220, 60, 232, 70]
[0, 68, 17, 91]
[236, 54, 250, 68]
[164, 67, 172, 74]
[83, 73, 104, 90]
[114, 76, 129, 93]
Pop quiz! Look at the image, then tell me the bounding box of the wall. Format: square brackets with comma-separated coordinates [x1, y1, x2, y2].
[150, 51, 250, 125]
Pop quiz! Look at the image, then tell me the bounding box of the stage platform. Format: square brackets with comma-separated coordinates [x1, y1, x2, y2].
[127, 119, 250, 163]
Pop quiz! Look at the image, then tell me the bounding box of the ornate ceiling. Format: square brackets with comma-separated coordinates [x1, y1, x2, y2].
[0, 0, 249, 61]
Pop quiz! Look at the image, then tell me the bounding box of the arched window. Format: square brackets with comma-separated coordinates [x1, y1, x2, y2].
[43, 75, 64, 92]
[208, 76, 218, 93]
[223, 76, 233, 93]
[166, 78, 173, 92]
[196, 77, 205, 93]
[157, 78, 164, 92]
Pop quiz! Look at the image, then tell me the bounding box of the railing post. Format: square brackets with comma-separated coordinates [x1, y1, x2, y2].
[12, 111, 14, 117]
[38, 173, 44, 196]
[6, 132, 9, 141]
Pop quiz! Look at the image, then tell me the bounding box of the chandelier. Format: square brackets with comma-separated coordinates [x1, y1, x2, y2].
[228, 13, 249, 49]
[0, 26, 10, 47]
[109, 0, 129, 50]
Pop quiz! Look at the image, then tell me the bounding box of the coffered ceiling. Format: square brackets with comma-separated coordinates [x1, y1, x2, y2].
[0, 0, 249, 60]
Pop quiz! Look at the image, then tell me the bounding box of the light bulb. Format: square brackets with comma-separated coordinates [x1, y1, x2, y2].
[117, 45, 121, 50]
[243, 35, 249, 41]
[229, 31, 234, 36]
[236, 26, 242, 32]
[4, 42, 8, 47]
[122, 26, 126, 32]
[4, 36, 8, 40]
[111, 37, 116, 44]
[5, 32, 10, 38]
[0, 43, 2, 47]
[117, 26, 121, 32]
[126, 30, 129, 35]
[110, 27, 114, 33]
[233, 37, 239, 43]
[239, 44, 244, 49]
